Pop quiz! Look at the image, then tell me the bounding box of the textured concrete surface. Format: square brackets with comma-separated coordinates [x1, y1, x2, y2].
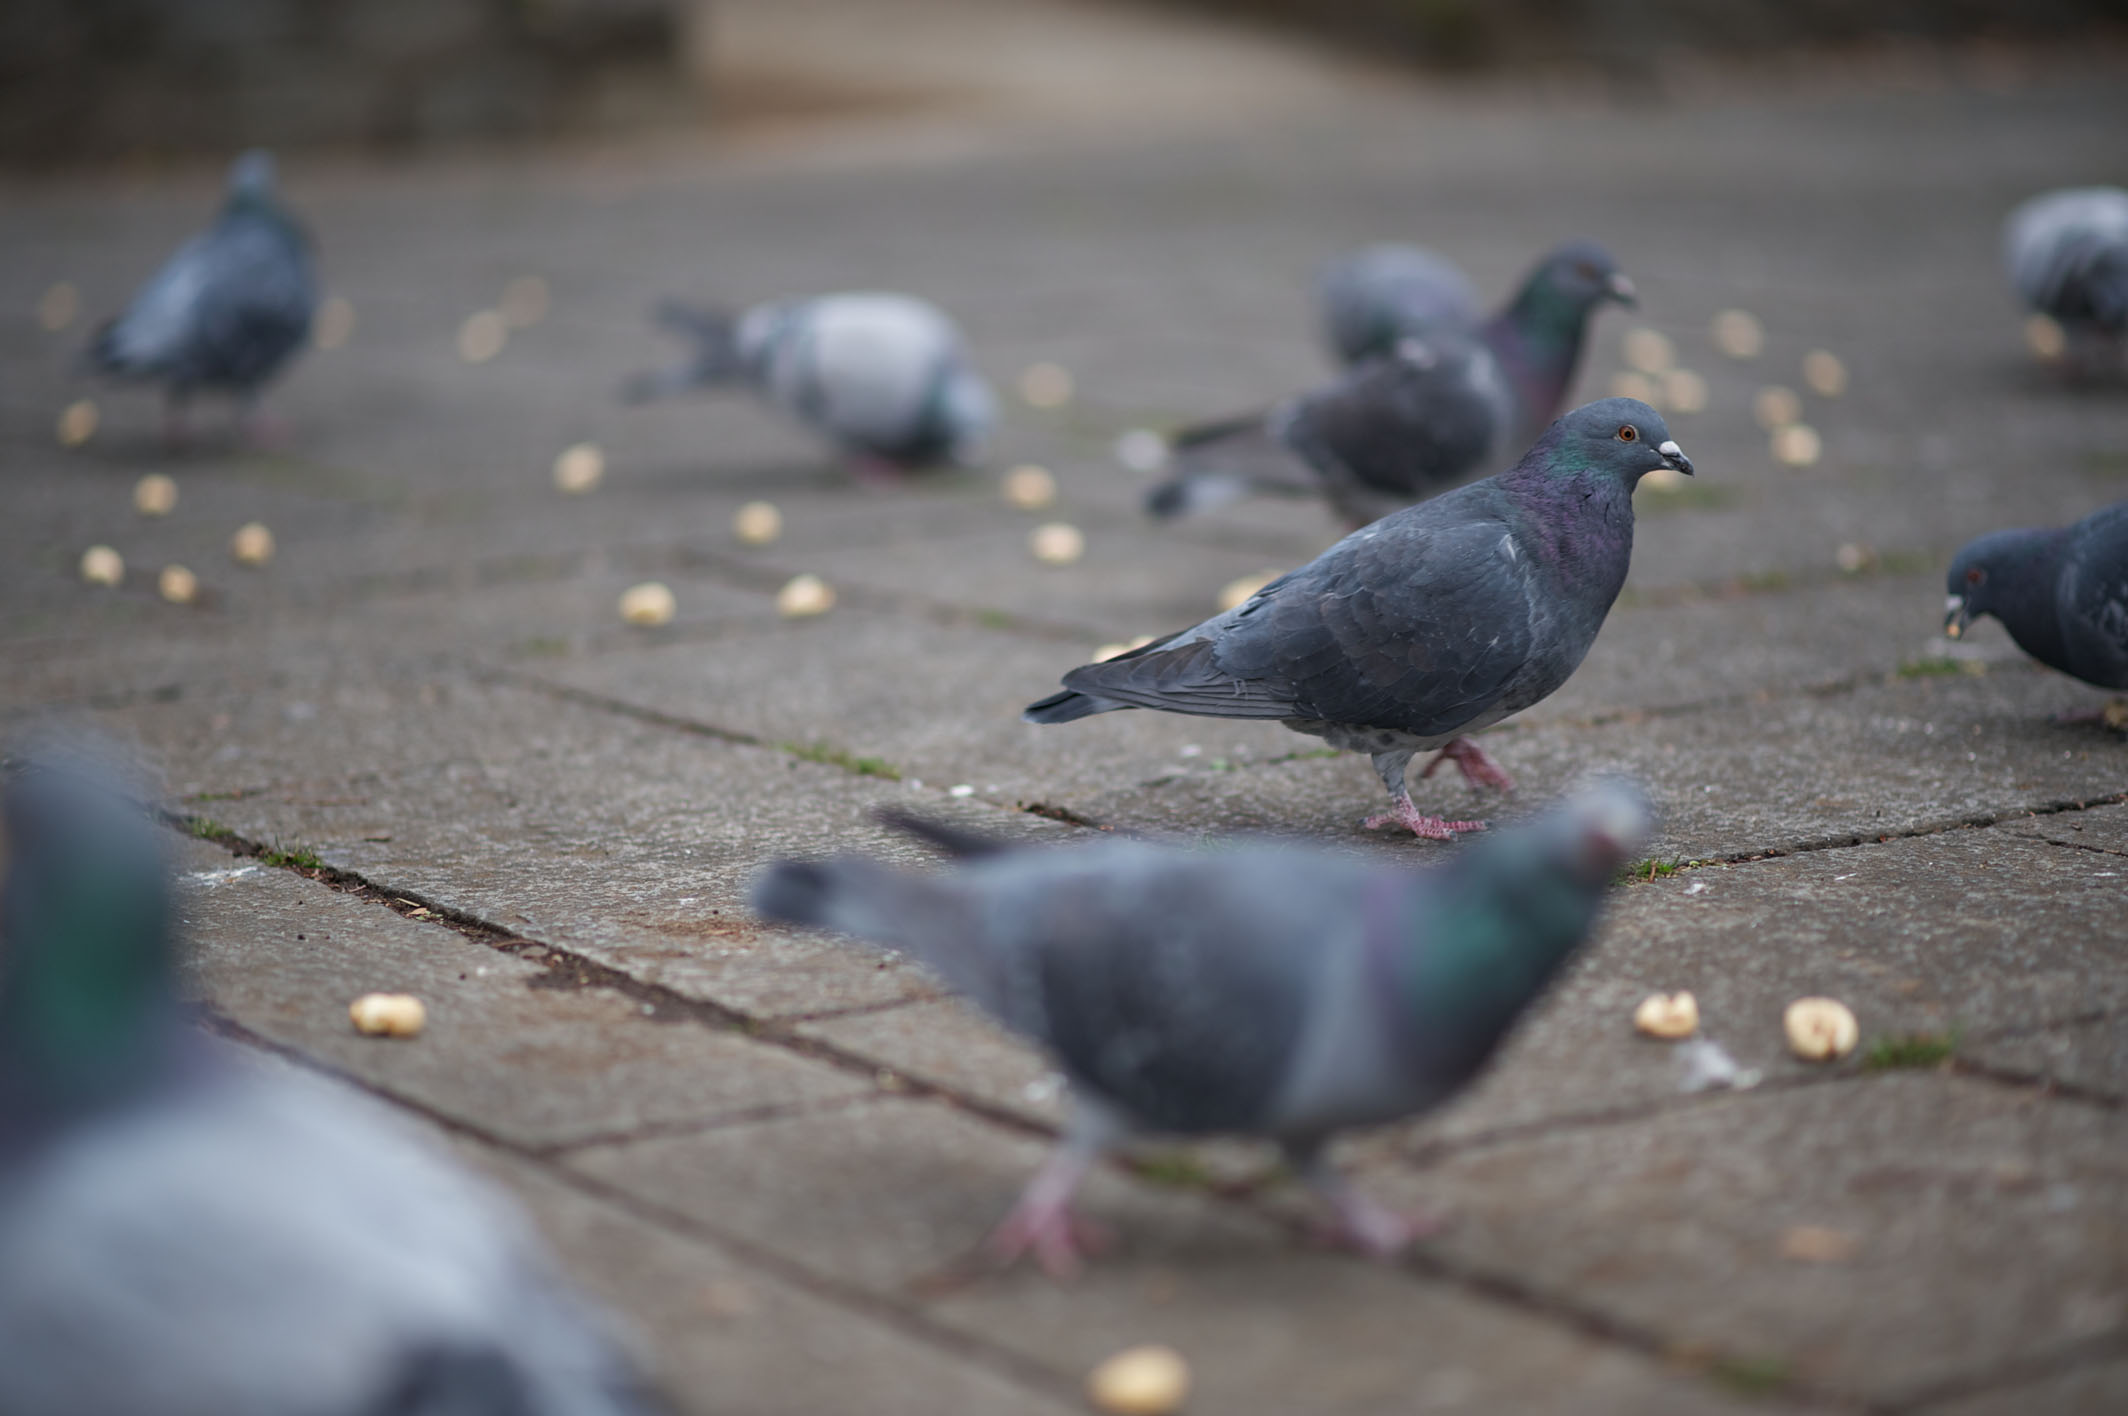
[5, 0, 2128, 1410]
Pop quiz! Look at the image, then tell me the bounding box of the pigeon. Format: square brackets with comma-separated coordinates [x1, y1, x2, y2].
[83, 150, 318, 443]
[1041, 397, 1692, 838]
[621, 292, 995, 469]
[0, 757, 664, 1416]
[1148, 241, 1635, 526]
[1318, 243, 1485, 366]
[1945, 500, 2128, 705]
[751, 780, 1649, 1275]
[2003, 187, 2128, 369]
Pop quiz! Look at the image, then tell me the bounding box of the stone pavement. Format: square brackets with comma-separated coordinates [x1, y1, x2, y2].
[5, 4, 2128, 1410]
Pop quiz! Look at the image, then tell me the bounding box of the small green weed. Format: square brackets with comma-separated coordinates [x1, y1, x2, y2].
[1862, 1031, 1958, 1070]
[777, 741, 903, 781]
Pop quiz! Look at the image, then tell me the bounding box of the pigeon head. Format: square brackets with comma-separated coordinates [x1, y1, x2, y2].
[226, 150, 279, 198]
[1528, 397, 1693, 487]
[0, 759, 177, 1119]
[1944, 526, 2066, 641]
[1525, 240, 1636, 314]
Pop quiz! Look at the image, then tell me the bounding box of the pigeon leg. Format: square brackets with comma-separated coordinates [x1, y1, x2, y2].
[1363, 749, 1485, 838]
[1418, 736, 1515, 793]
[1293, 1147, 1449, 1258]
[986, 1132, 1111, 1279]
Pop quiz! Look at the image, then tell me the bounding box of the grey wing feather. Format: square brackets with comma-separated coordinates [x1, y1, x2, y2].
[1063, 494, 1536, 734]
[2057, 501, 2128, 687]
[2005, 187, 2128, 326]
[93, 214, 315, 389]
[1283, 338, 1510, 519]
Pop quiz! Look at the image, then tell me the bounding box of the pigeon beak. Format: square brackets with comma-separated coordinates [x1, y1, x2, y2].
[1944, 594, 1971, 640]
[1605, 273, 1638, 306]
[1657, 439, 1693, 477]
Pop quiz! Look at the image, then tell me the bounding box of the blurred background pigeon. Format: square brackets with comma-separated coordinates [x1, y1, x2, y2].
[2004, 186, 2128, 373]
[621, 291, 996, 471]
[1147, 240, 1635, 525]
[752, 780, 1649, 1276]
[1318, 243, 1485, 365]
[0, 756, 664, 1416]
[1946, 499, 2128, 714]
[82, 150, 318, 445]
[1046, 398, 1691, 837]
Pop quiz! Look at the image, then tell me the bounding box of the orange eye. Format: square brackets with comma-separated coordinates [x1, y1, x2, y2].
[1966, 567, 1984, 585]
[1575, 262, 1601, 280]
[1617, 425, 1638, 442]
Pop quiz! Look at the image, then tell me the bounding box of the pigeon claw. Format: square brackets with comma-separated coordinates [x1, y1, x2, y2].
[1418, 736, 1515, 793]
[986, 1203, 1112, 1280]
[1363, 800, 1487, 840]
[1312, 1190, 1451, 1259]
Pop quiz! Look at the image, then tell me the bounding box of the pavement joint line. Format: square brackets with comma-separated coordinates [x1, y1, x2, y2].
[2024, 832, 2128, 863]
[191, 1010, 1087, 1409]
[536, 1091, 883, 1157]
[772, 990, 951, 1026]
[1944, 1056, 2125, 1111]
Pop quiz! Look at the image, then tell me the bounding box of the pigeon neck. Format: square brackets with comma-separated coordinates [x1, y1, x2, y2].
[1982, 531, 2073, 666]
[0, 863, 182, 1128]
[1377, 859, 1597, 1073]
[1486, 284, 1595, 430]
[1495, 456, 1636, 596]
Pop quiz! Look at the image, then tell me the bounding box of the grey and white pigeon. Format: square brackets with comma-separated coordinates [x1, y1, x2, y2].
[1318, 243, 1485, 366]
[1148, 241, 1635, 526]
[83, 151, 318, 442]
[0, 758, 663, 1416]
[2003, 187, 2128, 369]
[622, 292, 995, 469]
[751, 780, 1649, 1275]
[1043, 397, 1691, 838]
[1946, 500, 2128, 702]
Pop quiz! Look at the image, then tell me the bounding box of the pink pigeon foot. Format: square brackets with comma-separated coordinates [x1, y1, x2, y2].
[1419, 736, 1515, 793]
[848, 454, 906, 487]
[1363, 796, 1486, 840]
[983, 1145, 1107, 1279]
[1313, 1189, 1451, 1258]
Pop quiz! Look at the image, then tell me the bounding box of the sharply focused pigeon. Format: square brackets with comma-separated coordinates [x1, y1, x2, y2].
[752, 781, 1649, 1275]
[1945, 500, 2128, 701]
[83, 150, 318, 441]
[0, 758, 663, 1416]
[1318, 243, 1485, 365]
[1147, 241, 1635, 526]
[621, 292, 996, 469]
[1042, 398, 1691, 838]
[2003, 187, 2128, 367]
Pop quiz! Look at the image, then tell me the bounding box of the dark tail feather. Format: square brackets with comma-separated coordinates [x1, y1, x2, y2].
[873, 807, 1012, 858]
[1022, 688, 1117, 724]
[621, 299, 744, 403]
[1144, 411, 1318, 519]
[1147, 469, 1249, 519]
[81, 318, 131, 377]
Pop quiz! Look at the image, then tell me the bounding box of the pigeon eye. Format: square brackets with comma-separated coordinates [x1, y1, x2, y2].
[1574, 261, 1600, 280]
[1616, 425, 1638, 442]
[1966, 567, 1985, 585]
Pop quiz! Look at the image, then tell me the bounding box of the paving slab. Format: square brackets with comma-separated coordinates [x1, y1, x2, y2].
[171, 833, 870, 1149]
[1368, 1073, 2128, 1402]
[1922, 1355, 2128, 1415]
[1965, 1015, 2128, 1103]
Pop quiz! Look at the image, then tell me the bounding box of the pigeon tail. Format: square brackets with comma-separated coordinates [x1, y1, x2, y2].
[621, 299, 748, 402]
[750, 855, 957, 952]
[1144, 413, 1316, 519]
[1021, 689, 1121, 724]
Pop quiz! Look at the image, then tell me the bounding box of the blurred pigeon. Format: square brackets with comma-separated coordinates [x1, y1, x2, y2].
[0, 758, 663, 1416]
[2004, 187, 2128, 368]
[1148, 241, 1635, 526]
[752, 780, 1649, 1275]
[1319, 243, 1484, 365]
[1946, 500, 2128, 705]
[622, 292, 995, 469]
[1043, 398, 1691, 838]
[83, 151, 317, 443]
